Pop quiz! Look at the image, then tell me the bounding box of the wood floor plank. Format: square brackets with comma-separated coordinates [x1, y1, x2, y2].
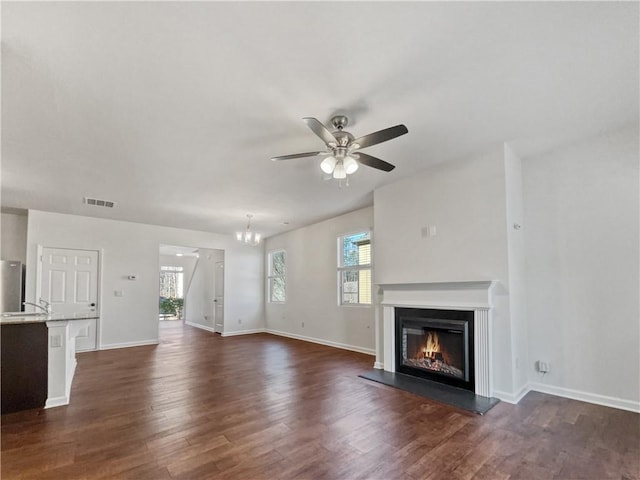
[2, 322, 638, 479]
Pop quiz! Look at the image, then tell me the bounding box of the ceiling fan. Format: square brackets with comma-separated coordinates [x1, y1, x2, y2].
[271, 115, 408, 179]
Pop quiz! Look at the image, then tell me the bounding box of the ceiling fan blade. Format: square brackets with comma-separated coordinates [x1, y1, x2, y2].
[271, 151, 324, 161]
[303, 117, 338, 146]
[351, 124, 408, 150]
[355, 152, 396, 172]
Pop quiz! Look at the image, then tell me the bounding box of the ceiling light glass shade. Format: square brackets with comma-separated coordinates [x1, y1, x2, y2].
[343, 156, 359, 174]
[237, 230, 260, 246]
[333, 162, 347, 179]
[320, 156, 337, 174]
[236, 214, 261, 246]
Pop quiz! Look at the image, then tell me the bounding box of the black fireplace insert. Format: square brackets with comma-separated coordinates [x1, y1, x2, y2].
[395, 307, 474, 391]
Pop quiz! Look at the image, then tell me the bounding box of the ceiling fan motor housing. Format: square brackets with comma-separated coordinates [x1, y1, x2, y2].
[333, 130, 354, 147]
[331, 115, 349, 130]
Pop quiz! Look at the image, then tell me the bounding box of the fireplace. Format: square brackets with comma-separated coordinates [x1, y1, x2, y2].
[395, 307, 474, 391]
[379, 281, 494, 397]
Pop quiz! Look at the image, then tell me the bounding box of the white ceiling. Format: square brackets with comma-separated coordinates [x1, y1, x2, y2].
[2, 2, 637, 238]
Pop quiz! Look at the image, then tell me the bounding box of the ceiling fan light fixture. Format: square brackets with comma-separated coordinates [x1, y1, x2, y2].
[333, 162, 347, 179]
[343, 156, 359, 174]
[272, 115, 407, 183]
[320, 156, 337, 174]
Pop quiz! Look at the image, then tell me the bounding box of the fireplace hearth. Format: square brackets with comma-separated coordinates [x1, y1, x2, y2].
[396, 307, 474, 391]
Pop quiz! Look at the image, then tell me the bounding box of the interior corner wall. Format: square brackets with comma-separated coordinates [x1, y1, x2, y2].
[1, 212, 28, 263]
[264, 207, 375, 355]
[373, 148, 515, 397]
[25, 210, 263, 349]
[504, 143, 528, 395]
[523, 125, 639, 409]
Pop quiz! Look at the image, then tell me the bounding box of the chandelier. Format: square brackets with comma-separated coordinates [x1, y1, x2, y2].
[236, 214, 261, 246]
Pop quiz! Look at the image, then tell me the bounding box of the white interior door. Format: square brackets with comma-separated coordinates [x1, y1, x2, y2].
[40, 247, 99, 351]
[214, 261, 224, 333]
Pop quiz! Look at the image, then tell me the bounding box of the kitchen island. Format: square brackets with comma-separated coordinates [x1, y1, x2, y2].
[1, 312, 99, 413]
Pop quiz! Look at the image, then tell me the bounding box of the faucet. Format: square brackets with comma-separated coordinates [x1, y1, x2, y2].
[23, 298, 52, 314]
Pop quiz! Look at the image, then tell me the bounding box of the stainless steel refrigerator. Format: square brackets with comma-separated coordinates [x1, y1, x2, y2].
[0, 260, 25, 312]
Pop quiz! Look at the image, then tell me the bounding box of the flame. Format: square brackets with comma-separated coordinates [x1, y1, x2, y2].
[424, 332, 440, 358]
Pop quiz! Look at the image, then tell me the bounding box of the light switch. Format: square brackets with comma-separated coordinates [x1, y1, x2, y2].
[114, 290, 124, 297]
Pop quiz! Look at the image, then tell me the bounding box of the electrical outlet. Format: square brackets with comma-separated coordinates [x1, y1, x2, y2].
[301, 322, 305, 328]
[537, 360, 550, 373]
[238, 318, 242, 325]
[50, 335, 62, 348]
[421, 225, 437, 238]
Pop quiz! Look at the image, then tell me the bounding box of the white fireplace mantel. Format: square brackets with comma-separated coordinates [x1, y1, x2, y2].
[378, 280, 495, 309]
[376, 281, 496, 398]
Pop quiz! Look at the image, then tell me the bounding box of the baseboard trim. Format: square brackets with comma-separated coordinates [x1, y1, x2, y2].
[221, 328, 265, 337]
[373, 362, 384, 370]
[265, 329, 375, 356]
[45, 395, 70, 409]
[185, 321, 218, 334]
[99, 339, 159, 350]
[493, 384, 531, 404]
[529, 382, 640, 413]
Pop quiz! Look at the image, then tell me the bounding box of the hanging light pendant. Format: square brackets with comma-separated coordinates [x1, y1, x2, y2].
[236, 214, 261, 246]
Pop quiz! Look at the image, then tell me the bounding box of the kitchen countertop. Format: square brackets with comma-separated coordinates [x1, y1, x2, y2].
[0, 312, 100, 325]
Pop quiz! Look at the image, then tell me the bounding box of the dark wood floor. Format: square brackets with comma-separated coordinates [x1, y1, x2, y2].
[2, 323, 638, 479]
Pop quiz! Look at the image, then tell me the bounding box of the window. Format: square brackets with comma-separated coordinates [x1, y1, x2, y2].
[268, 250, 286, 303]
[159, 265, 184, 299]
[338, 231, 372, 305]
[159, 265, 184, 319]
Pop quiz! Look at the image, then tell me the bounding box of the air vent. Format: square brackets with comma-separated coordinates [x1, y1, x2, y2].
[83, 197, 116, 208]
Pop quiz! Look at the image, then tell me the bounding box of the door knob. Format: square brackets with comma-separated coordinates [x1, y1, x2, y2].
[89, 303, 96, 307]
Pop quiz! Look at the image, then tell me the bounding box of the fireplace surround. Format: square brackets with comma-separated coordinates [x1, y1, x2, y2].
[377, 281, 495, 397]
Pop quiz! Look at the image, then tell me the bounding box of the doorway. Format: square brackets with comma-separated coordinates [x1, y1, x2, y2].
[158, 245, 224, 334]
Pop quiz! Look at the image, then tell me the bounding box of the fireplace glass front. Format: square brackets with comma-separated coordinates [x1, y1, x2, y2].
[396, 308, 474, 391]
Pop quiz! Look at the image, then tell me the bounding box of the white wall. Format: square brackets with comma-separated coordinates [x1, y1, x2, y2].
[264, 207, 375, 355]
[523, 125, 639, 409]
[374, 149, 510, 284]
[26, 210, 263, 349]
[373, 148, 516, 397]
[1, 212, 28, 263]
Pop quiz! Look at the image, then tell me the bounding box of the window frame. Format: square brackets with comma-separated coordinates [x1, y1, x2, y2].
[267, 249, 286, 304]
[337, 229, 372, 307]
